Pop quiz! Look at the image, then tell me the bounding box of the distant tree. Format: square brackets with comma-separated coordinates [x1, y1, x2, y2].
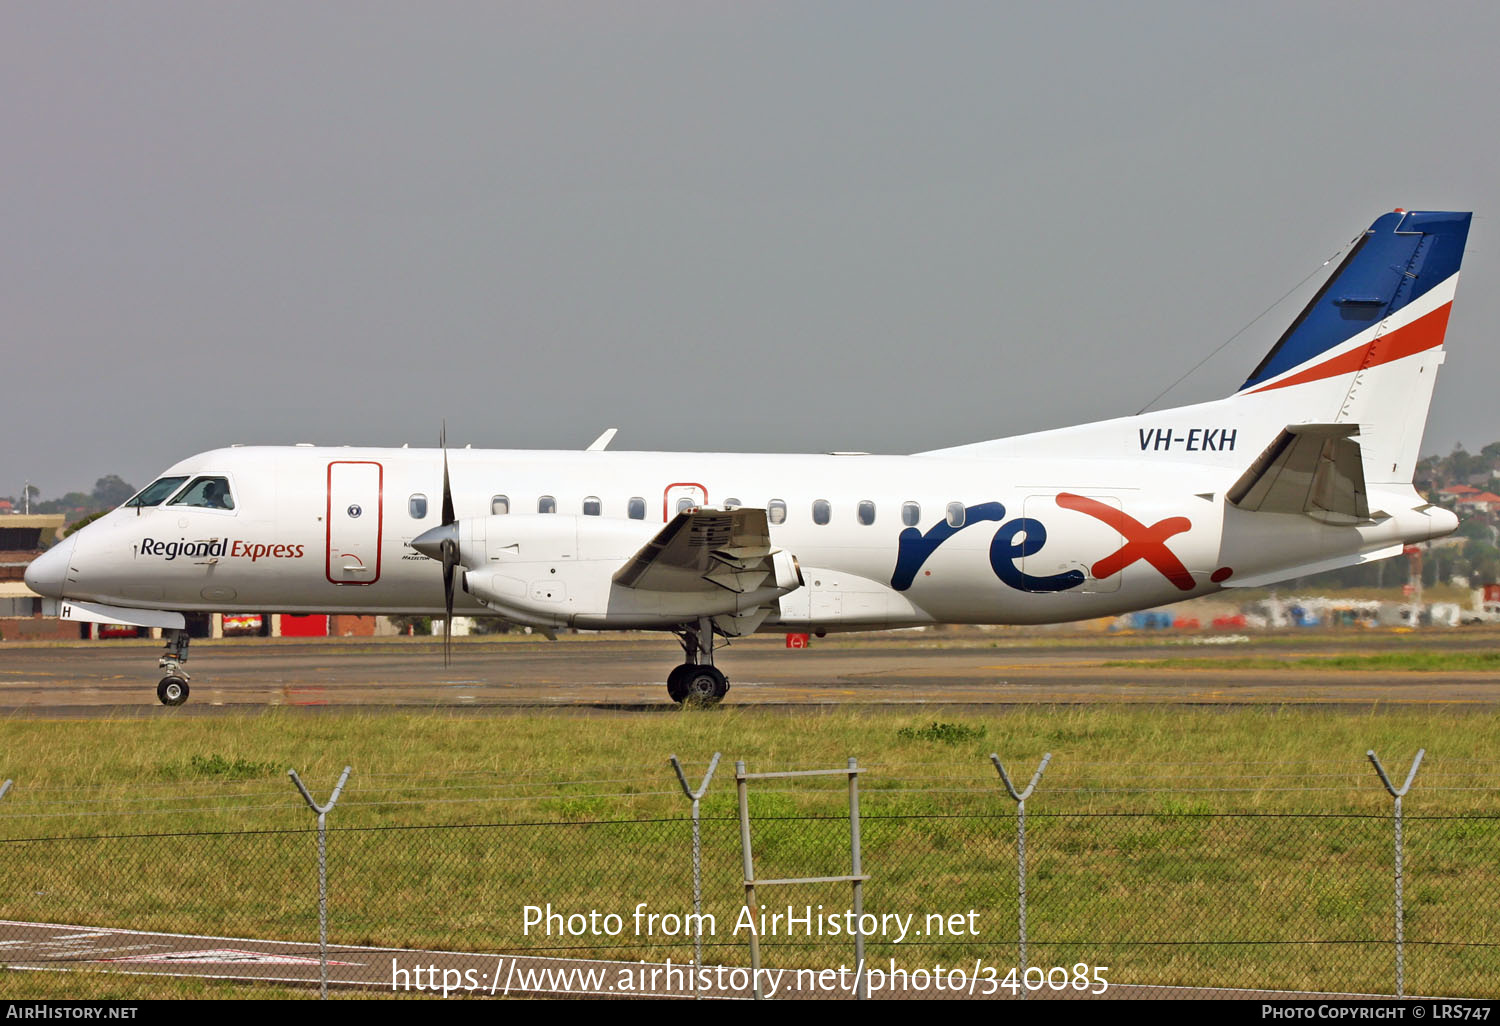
[1449, 445, 1477, 481]
[1462, 540, 1500, 585]
[1457, 518, 1493, 541]
[64, 511, 108, 537]
[91, 475, 136, 508]
[387, 616, 432, 636]
[36, 492, 90, 515]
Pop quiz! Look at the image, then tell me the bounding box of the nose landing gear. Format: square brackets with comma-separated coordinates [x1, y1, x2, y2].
[156, 629, 191, 707]
[667, 618, 729, 706]
[157, 675, 189, 706]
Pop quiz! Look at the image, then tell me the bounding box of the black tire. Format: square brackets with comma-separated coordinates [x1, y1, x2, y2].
[157, 676, 189, 707]
[666, 664, 693, 703]
[682, 666, 728, 706]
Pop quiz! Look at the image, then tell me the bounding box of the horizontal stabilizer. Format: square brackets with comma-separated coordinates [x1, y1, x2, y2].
[1221, 544, 1404, 589]
[1226, 425, 1371, 522]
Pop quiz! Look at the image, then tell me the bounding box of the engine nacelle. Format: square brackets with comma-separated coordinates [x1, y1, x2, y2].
[454, 515, 801, 630]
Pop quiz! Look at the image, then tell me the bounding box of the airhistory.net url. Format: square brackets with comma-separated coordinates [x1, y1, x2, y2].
[390, 956, 1109, 997]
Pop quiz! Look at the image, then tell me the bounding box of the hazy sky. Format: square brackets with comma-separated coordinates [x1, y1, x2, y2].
[5, 2, 1498, 497]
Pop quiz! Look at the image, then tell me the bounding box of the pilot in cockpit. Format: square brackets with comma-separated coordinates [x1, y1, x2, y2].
[202, 480, 233, 510]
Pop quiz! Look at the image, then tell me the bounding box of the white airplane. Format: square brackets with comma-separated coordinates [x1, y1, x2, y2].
[26, 209, 1471, 706]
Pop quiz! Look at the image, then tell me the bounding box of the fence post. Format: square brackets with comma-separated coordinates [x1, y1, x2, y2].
[289, 765, 352, 1001]
[669, 752, 721, 997]
[734, 760, 762, 998]
[990, 753, 1051, 999]
[1366, 748, 1423, 998]
[848, 756, 867, 1001]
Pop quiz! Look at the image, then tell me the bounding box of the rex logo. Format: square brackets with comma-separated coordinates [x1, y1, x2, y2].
[891, 494, 1195, 594]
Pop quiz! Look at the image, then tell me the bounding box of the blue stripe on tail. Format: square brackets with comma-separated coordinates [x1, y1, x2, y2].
[1240, 210, 1471, 391]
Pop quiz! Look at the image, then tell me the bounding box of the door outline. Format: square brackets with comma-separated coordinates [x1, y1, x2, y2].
[326, 461, 384, 586]
[1023, 493, 1123, 593]
[662, 482, 708, 521]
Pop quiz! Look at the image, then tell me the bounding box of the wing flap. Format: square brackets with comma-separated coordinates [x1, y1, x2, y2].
[613, 508, 778, 593]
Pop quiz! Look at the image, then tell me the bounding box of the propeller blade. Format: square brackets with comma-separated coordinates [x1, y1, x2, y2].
[441, 538, 456, 667]
[440, 421, 455, 527]
[422, 421, 460, 667]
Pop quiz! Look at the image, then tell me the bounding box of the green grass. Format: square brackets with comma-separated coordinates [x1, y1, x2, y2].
[894, 721, 989, 745]
[0, 706, 1494, 999]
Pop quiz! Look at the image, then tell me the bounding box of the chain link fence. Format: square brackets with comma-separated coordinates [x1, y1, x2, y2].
[0, 751, 1494, 1000]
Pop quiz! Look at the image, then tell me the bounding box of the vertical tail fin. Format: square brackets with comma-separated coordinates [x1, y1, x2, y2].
[917, 210, 1471, 474]
[1237, 210, 1471, 484]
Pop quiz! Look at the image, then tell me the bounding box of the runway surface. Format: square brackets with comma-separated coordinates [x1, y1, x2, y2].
[2, 629, 1499, 712]
[0, 919, 1409, 1000]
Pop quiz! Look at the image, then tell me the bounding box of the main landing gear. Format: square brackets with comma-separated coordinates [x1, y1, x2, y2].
[666, 618, 729, 706]
[156, 628, 191, 707]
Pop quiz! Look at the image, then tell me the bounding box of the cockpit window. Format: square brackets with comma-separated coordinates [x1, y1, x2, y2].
[125, 476, 189, 508]
[168, 476, 236, 510]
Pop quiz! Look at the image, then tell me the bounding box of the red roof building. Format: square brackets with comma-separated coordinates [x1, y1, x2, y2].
[1457, 491, 1500, 513]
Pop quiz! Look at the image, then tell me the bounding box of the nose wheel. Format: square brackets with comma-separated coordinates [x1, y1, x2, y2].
[155, 629, 193, 706]
[157, 676, 190, 707]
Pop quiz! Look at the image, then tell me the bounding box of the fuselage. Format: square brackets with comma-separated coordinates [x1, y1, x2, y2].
[36, 443, 1454, 632]
[19, 209, 1473, 711]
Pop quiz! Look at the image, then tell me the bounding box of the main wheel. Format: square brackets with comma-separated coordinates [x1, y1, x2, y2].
[157, 676, 189, 707]
[682, 666, 729, 706]
[667, 664, 693, 703]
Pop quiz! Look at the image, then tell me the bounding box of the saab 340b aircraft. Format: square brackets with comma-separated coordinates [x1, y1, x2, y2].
[25, 209, 1471, 706]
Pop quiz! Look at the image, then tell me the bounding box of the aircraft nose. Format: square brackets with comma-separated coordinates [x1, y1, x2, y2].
[24, 533, 77, 600]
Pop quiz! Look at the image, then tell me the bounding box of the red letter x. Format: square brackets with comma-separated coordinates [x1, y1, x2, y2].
[1055, 493, 1196, 591]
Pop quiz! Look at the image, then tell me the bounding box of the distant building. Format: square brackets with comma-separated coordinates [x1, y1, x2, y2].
[1457, 491, 1500, 514]
[0, 515, 79, 640]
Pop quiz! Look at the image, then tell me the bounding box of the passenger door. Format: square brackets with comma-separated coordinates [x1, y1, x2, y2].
[327, 461, 383, 585]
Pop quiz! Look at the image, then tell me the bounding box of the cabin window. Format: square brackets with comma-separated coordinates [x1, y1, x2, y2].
[676, 496, 695, 515]
[168, 476, 235, 511]
[946, 502, 965, 528]
[812, 499, 831, 525]
[491, 495, 509, 515]
[901, 501, 921, 527]
[857, 500, 876, 525]
[408, 494, 428, 519]
[628, 496, 646, 520]
[768, 499, 787, 525]
[126, 476, 189, 509]
[724, 497, 742, 510]
[538, 495, 557, 514]
[583, 496, 602, 516]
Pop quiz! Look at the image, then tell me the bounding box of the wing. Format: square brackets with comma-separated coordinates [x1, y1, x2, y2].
[612, 507, 788, 594]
